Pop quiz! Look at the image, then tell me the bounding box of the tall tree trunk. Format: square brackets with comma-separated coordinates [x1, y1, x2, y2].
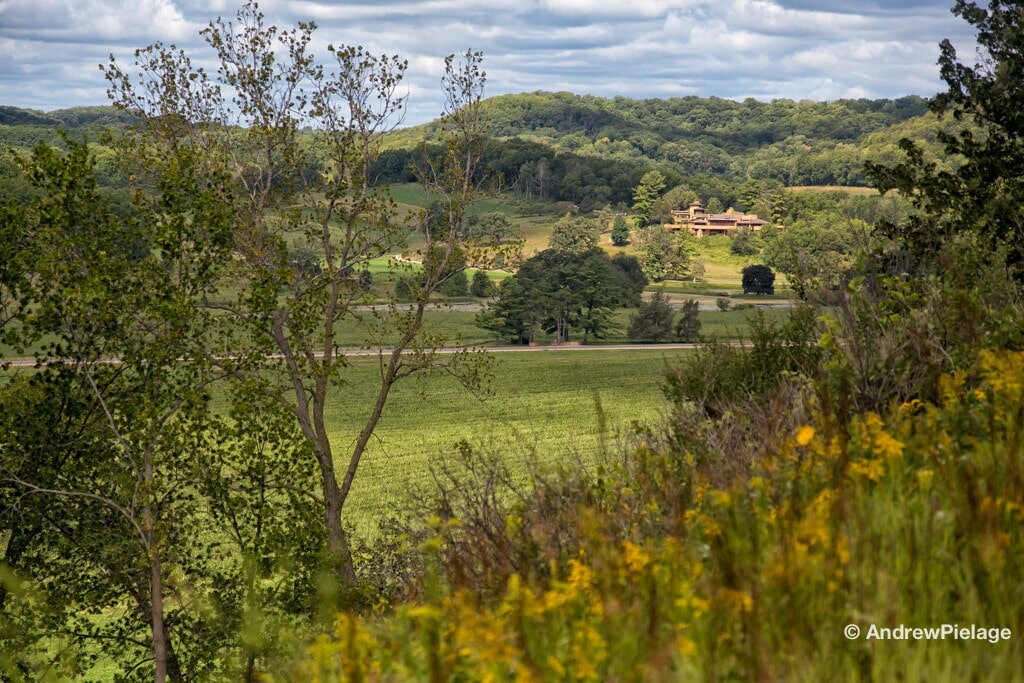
[148, 537, 168, 683]
[317, 454, 356, 584]
[143, 448, 168, 683]
[131, 571, 182, 683]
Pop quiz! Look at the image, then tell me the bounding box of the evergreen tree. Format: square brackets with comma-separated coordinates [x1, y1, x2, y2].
[631, 170, 667, 226]
[674, 299, 701, 342]
[611, 215, 630, 245]
[439, 269, 469, 297]
[627, 291, 674, 342]
[470, 269, 495, 297]
[476, 277, 538, 344]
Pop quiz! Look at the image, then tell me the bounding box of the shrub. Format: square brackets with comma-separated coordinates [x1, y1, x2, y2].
[289, 350, 1024, 682]
[716, 297, 732, 311]
[664, 306, 822, 415]
[730, 227, 758, 255]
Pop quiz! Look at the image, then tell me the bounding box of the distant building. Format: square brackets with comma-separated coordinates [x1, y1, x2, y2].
[669, 200, 765, 237]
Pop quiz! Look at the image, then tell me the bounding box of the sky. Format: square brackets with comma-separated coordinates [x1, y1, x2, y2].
[0, 0, 978, 125]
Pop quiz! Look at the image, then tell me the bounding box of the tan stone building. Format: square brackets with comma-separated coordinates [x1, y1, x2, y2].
[669, 200, 765, 237]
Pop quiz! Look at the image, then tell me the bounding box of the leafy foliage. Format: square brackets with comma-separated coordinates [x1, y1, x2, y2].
[548, 213, 599, 253]
[637, 227, 693, 281]
[627, 291, 674, 342]
[631, 169, 667, 226]
[470, 270, 496, 297]
[287, 341, 1024, 682]
[478, 248, 644, 344]
[741, 264, 776, 295]
[866, 0, 1024, 279]
[730, 227, 758, 256]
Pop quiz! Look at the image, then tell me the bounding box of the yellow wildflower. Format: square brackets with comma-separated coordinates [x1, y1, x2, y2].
[568, 560, 594, 593]
[622, 541, 651, 573]
[710, 490, 732, 507]
[676, 636, 697, 657]
[690, 596, 710, 617]
[850, 458, 885, 482]
[722, 589, 755, 614]
[796, 425, 815, 446]
[407, 605, 442, 620]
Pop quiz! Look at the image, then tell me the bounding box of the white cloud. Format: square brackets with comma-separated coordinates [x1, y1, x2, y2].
[0, 0, 974, 120]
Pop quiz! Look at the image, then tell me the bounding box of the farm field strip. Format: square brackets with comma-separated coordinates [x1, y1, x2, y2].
[308, 349, 685, 532]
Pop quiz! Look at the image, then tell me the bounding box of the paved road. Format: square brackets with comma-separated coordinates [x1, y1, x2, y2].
[2, 342, 719, 368]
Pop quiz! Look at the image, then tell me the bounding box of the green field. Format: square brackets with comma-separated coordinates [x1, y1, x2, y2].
[385, 183, 521, 216]
[787, 185, 880, 195]
[1, 306, 787, 360]
[297, 350, 681, 533]
[331, 305, 788, 349]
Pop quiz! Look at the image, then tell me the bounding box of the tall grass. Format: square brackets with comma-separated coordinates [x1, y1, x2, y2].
[282, 350, 1024, 681]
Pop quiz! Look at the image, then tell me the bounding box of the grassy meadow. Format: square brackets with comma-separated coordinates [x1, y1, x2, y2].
[209, 349, 682, 534]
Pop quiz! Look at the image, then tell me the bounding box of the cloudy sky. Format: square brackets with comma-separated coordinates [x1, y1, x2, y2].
[0, 0, 977, 124]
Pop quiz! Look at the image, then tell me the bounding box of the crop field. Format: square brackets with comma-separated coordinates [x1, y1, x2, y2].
[302, 349, 682, 532]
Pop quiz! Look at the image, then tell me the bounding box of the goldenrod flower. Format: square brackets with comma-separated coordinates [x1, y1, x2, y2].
[796, 425, 815, 446]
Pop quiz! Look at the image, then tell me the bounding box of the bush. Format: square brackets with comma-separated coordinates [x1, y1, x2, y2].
[627, 291, 674, 342]
[742, 264, 775, 295]
[730, 227, 758, 255]
[470, 270, 495, 297]
[716, 297, 732, 311]
[664, 306, 822, 415]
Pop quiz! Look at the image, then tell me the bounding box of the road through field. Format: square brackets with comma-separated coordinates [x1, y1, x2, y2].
[2, 342, 715, 368]
[354, 296, 794, 313]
